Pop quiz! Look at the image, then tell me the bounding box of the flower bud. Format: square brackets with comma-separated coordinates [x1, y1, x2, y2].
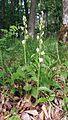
[23, 16, 26, 21]
[25, 29, 28, 34]
[25, 35, 29, 39]
[22, 40, 26, 45]
[41, 31, 44, 37]
[36, 48, 40, 53]
[21, 26, 24, 31]
[40, 39, 43, 44]
[41, 51, 45, 55]
[39, 57, 43, 63]
[40, 17, 43, 22]
[37, 35, 39, 40]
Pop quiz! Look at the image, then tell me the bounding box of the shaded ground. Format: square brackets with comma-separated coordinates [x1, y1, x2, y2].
[0, 82, 68, 120]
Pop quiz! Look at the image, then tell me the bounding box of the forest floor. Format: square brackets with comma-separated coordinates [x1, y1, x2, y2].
[0, 77, 68, 120]
[0, 64, 68, 120]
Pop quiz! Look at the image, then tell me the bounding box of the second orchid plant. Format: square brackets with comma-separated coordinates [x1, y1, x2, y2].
[36, 11, 45, 99]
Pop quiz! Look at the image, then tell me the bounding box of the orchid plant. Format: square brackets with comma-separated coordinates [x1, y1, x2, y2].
[36, 11, 45, 99]
[21, 16, 29, 64]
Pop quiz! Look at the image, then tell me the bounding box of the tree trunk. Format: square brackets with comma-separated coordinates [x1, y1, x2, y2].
[10, 0, 15, 24]
[2, 0, 5, 19]
[28, 0, 36, 37]
[58, 0, 68, 43]
[63, 0, 68, 24]
[24, 0, 29, 22]
[1, 0, 6, 28]
[10, 0, 14, 15]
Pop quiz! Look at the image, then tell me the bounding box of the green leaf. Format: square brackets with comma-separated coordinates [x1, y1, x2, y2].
[0, 80, 4, 85]
[38, 87, 53, 93]
[61, 72, 67, 79]
[21, 65, 28, 71]
[23, 83, 31, 91]
[0, 71, 4, 78]
[64, 97, 68, 103]
[45, 55, 51, 66]
[6, 47, 15, 51]
[47, 94, 55, 102]
[37, 97, 47, 104]
[64, 61, 68, 68]
[31, 87, 37, 98]
[13, 66, 24, 80]
[8, 115, 21, 120]
[51, 80, 61, 89]
[10, 26, 18, 32]
[31, 76, 38, 81]
[10, 88, 17, 95]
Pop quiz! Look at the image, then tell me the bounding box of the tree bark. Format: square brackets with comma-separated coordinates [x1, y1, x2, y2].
[28, 0, 36, 37]
[58, 0, 68, 42]
[24, 0, 29, 22]
[2, 0, 5, 19]
[10, 0, 14, 15]
[63, 0, 68, 24]
[10, 0, 15, 24]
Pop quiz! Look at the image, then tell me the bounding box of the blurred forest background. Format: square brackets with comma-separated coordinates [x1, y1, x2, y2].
[0, 0, 63, 36]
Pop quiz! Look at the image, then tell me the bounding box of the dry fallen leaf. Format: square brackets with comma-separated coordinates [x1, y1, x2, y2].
[25, 110, 38, 116]
[42, 104, 49, 119]
[21, 112, 31, 120]
[39, 111, 44, 120]
[0, 104, 2, 113]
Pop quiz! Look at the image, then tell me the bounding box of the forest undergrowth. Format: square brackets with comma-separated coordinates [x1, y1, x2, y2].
[0, 31, 68, 120]
[0, 15, 68, 120]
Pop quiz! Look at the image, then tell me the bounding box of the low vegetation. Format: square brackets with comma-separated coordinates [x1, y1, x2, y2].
[0, 22, 68, 119]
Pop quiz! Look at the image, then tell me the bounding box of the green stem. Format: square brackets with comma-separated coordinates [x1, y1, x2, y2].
[56, 41, 61, 63]
[36, 48, 41, 99]
[24, 43, 26, 64]
[6, 66, 14, 86]
[36, 39, 42, 100]
[36, 62, 40, 100]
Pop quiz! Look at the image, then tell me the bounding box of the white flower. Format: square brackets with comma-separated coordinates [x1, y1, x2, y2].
[39, 57, 43, 63]
[25, 24, 27, 28]
[22, 40, 26, 45]
[23, 16, 26, 21]
[16, 32, 18, 37]
[38, 3, 40, 8]
[37, 35, 39, 40]
[40, 39, 43, 44]
[41, 11, 44, 16]
[36, 48, 40, 53]
[21, 26, 24, 31]
[39, 25, 42, 31]
[25, 35, 29, 39]
[42, 24, 44, 29]
[25, 29, 28, 34]
[40, 17, 43, 22]
[23, 21, 26, 26]
[41, 31, 44, 37]
[41, 51, 45, 55]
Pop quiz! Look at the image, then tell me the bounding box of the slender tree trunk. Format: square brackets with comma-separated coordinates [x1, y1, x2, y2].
[2, 0, 5, 19]
[28, 0, 36, 37]
[10, 0, 15, 24]
[59, 0, 68, 42]
[24, 0, 29, 22]
[10, 0, 14, 15]
[63, 0, 68, 25]
[1, 0, 6, 28]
